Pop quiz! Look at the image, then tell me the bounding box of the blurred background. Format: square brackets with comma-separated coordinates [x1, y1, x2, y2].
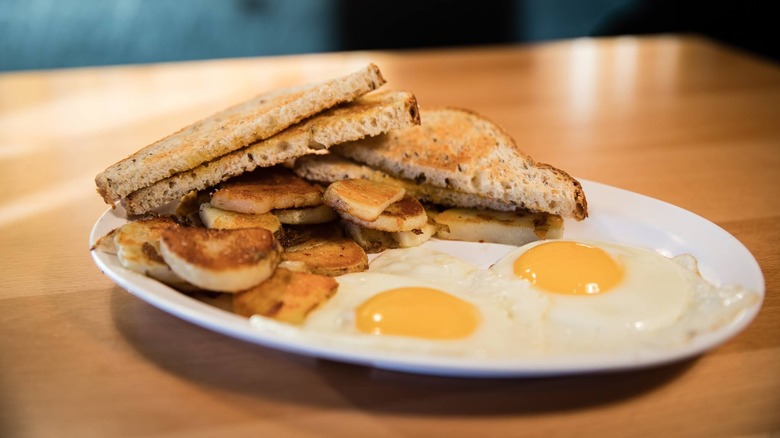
[1, 0, 776, 72]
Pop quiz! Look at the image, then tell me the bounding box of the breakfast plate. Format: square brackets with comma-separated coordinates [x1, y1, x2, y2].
[90, 180, 764, 377]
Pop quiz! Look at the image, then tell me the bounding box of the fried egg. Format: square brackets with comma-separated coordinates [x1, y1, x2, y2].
[492, 240, 692, 331]
[491, 239, 759, 354]
[300, 249, 522, 357]
[249, 242, 759, 359]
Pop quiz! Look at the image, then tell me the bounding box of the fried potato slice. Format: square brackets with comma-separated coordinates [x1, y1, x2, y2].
[282, 236, 368, 276]
[234, 268, 338, 324]
[277, 222, 343, 249]
[108, 216, 194, 289]
[342, 221, 397, 253]
[211, 166, 323, 214]
[343, 219, 436, 253]
[91, 227, 119, 254]
[433, 208, 564, 246]
[273, 204, 338, 225]
[340, 194, 427, 232]
[160, 227, 281, 293]
[323, 178, 404, 221]
[391, 221, 437, 247]
[175, 190, 212, 226]
[199, 203, 282, 234]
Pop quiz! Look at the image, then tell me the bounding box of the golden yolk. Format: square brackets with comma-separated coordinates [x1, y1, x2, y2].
[513, 241, 623, 295]
[355, 287, 480, 339]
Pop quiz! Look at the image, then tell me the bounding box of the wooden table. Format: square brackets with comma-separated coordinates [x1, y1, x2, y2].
[2, 35, 778, 437]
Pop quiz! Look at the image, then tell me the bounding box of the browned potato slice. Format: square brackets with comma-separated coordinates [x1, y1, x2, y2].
[323, 178, 404, 221]
[199, 203, 282, 234]
[342, 221, 397, 253]
[110, 216, 193, 289]
[343, 219, 436, 252]
[282, 237, 368, 276]
[211, 166, 323, 214]
[234, 268, 338, 324]
[91, 227, 119, 254]
[434, 208, 564, 245]
[175, 190, 212, 226]
[273, 204, 338, 225]
[340, 194, 427, 232]
[160, 227, 281, 293]
[277, 223, 343, 249]
[391, 221, 437, 247]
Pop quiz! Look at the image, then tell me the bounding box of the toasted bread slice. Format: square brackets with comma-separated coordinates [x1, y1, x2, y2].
[273, 204, 338, 225]
[210, 167, 322, 214]
[323, 178, 405, 221]
[433, 208, 564, 246]
[122, 90, 420, 215]
[160, 227, 281, 293]
[96, 64, 385, 204]
[233, 268, 338, 324]
[339, 194, 427, 232]
[295, 153, 524, 212]
[108, 216, 193, 289]
[199, 203, 282, 234]
[332, 108, 587, 220]
[281, 237, 369, 276]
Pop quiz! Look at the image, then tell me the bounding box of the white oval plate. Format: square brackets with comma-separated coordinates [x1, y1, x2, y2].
[90, 180, 765, 377]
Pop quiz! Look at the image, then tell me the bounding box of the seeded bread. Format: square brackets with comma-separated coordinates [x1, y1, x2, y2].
[122, 90, 420, 215]
[332, 108, 588, 220]
[96, 64, 385, 204]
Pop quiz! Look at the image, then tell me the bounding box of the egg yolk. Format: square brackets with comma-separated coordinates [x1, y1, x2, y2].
[513, 241, 623, 295]
[355, 287, 480, 339]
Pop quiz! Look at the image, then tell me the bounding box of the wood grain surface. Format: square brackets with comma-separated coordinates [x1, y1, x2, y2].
[1, 35, 778, 437]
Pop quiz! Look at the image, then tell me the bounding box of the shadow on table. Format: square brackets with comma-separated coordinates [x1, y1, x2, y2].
[111, 288, 695, 415]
